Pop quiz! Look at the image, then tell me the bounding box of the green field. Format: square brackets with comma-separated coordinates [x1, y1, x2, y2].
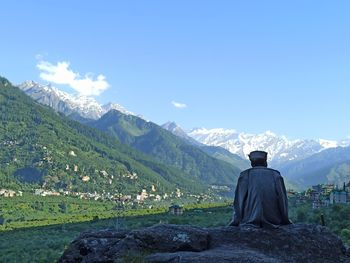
[0, 195, 349, 263]
[0, 197, 231, 263]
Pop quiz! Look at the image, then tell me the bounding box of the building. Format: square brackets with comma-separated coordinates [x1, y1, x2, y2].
[0, 189, 17, 197]
[136, 189, 149, 202]
[176, 188, 182, 198]
[81, 176, 90, 182]
[309, 190, 321, 201]
[312, 198, 329, 209]
[34, 189, 60, 196]
[322, 184, 335, 195]
[344, 181, 350, 192]
[169, 204, 183, 215]
[329, 190, 347, 204]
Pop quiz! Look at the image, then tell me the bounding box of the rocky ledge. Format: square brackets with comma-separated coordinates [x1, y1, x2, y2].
[59, 224, 350, 263]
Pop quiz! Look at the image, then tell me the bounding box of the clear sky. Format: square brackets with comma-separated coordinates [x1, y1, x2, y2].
[1, 1, 350, 140]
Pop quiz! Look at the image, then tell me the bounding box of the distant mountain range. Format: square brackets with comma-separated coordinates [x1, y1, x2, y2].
[187, 128, 350, 166]
[161, 122, 249, 171]
[16, 80, 350, 189]
[278, 146, 350, 187]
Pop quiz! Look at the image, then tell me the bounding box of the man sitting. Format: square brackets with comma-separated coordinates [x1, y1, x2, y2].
[229, 150, 291, 228]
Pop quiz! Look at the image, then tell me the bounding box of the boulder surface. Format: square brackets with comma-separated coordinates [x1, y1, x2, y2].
[59, 224, 350, 263]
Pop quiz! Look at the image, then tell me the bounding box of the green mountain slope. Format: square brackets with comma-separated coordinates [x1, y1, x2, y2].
[0, 77, 207, 195]
[199, 145, 250, 170]
[278, 146, 350, 187]
[89, 110, 241, 187]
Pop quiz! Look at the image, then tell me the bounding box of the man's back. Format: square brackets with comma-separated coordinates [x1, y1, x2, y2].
[230, 151, 291, 228]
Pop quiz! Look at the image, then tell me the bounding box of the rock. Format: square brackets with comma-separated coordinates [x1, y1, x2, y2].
[59, 224, 350, 263]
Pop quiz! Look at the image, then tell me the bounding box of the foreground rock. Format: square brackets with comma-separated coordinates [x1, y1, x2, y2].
[59, 224, 350, 263]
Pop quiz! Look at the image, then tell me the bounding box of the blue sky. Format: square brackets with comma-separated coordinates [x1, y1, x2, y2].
[1, 1, 350, 140]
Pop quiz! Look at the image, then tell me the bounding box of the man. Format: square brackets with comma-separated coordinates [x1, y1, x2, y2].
[229, 150, 291, 228]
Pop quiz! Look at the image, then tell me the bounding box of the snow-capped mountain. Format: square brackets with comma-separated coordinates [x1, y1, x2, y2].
[187, 128, 347, 165]
[161, 122, 198, 142]
[18, 80, 135, 120]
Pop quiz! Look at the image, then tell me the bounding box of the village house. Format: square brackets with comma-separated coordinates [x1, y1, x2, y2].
[136, 189, 148, 202]
[345, 182, 350, 192]
[308, 181, 350, 208]
[0, 189, 17, 197]
[34, 189, 60, 196]
[100, 170, 108, 177]
[329, 190, 347, 204]
[81, 176, 90, 182]
[169, 204, 183, 215]
[322, 184, 335, 195]
[308, 189, 321, 201]
[176, 188, 182, 198]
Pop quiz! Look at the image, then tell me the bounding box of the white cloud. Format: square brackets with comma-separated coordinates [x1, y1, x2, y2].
[37, 60, 110, 96]
[172, 101, 187, 109]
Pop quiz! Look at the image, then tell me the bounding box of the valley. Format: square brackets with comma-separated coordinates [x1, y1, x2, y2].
[1, 76, 350, 262]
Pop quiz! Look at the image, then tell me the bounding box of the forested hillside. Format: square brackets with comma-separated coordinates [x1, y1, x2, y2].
[0, 77, 207, 195]
[90, 110, 241, 188]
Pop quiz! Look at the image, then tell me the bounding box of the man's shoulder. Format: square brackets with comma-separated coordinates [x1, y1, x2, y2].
[240, 167, 281, 176]
[240, 168, 252, 175]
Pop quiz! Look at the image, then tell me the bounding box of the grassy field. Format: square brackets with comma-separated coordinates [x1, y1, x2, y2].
[0, 205, 232, 263]
[0, 195, 349, 263]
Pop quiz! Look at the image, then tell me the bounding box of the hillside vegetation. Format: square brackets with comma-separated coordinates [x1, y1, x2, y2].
[90, 110, 241, 188]
[0, 77, 207, 195]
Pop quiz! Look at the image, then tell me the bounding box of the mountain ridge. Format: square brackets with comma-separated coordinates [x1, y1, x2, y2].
[17, 80, 350, 188]
[19, 80, 349, 167]
[161, 122, 249, 170]
[0, 77, 208, 196]
[18, 80, 136, 120]
[89, 110, 242, 189]
[188, 127, 350, 165]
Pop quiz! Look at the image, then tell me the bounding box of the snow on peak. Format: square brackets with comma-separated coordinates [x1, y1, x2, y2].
[102, 102, 135, 116]
[187, 127, 345, 164]
[18, 80, 136, 120]
[190, 127, 237, 135]
[318, 139, 338, 149]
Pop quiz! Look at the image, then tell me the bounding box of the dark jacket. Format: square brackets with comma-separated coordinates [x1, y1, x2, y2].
[230, 166, 291, 228]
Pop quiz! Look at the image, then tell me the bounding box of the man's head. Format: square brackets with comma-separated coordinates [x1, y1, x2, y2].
[248, 151, 268, 167]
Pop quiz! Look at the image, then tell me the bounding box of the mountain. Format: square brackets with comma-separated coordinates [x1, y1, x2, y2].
[0, 77, 207, 195]
[278, 146, 350, 187]
[187, 128, 347, 166]
[18, 81, 135, 120]
[18, 80, 348, 189]
[161, 122, 201, 145]
[162, 122, 249, 170]
[89, 111, 241, 189]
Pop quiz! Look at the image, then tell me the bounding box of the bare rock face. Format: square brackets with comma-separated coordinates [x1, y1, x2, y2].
[59, 224, 350, 263]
